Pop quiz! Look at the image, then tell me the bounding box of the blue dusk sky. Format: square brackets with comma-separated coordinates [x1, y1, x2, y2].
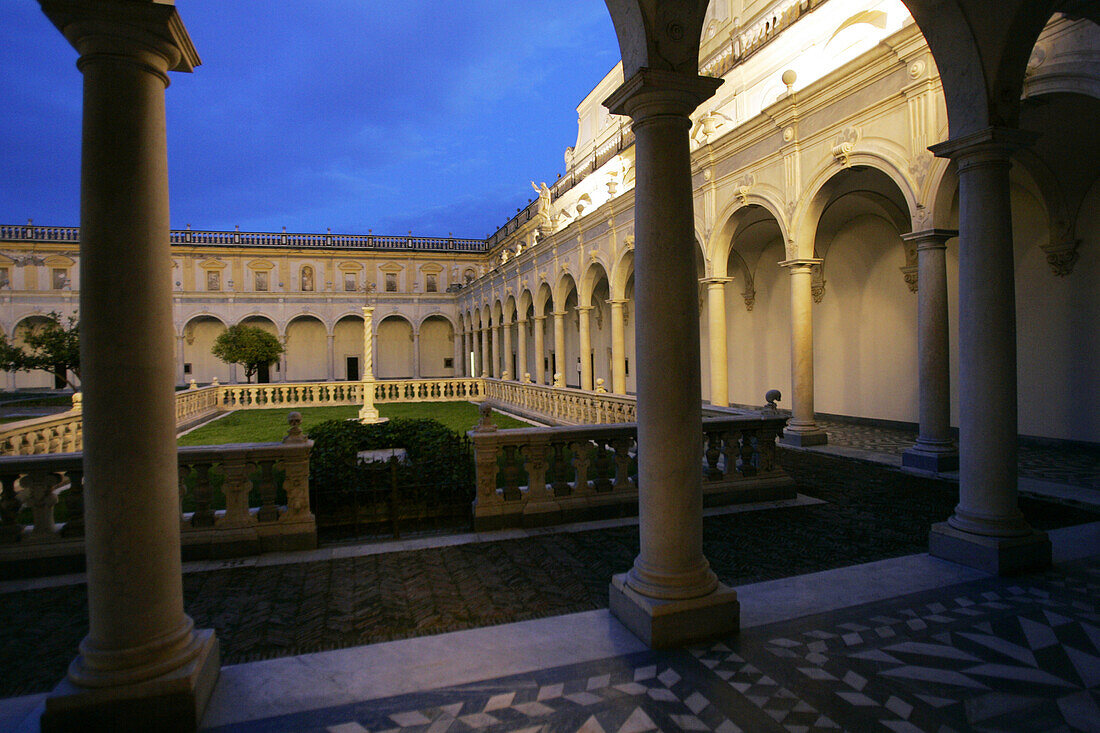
[0, 2, 622, 238]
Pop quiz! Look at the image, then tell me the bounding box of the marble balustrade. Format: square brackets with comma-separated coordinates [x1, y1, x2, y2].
[468, 413, 794, 530]
[0, 436, 315, 570]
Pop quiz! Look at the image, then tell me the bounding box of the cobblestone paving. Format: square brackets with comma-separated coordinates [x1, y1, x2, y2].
[1, 450, 1095, 699]
[818, 419, 1100, 491]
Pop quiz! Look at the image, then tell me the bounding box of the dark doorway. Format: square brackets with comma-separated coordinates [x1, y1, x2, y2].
[346, 356, 360, 381]
[257, 363, 270, 383]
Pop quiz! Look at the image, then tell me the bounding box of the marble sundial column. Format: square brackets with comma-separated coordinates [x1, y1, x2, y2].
[577, 305, 594, 391]
[927, 128, 1050, 574]
[902, 229, 959, 473]
[359, 306, 381, 422]
[608, 299, 628, 394]
[702, 277, 732, 406]
[37, 2, 219, 731]
[533, 315, 547, 384]
[780, 259, 827, 446]
[552, 310, 566, 386]
[604, 69, 739, 648]
[516, 316, 528, 382]
[501, 313, 513, 380]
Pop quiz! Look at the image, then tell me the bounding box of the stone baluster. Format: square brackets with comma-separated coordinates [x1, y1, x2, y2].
[570, 441, 593, 494]
[189, 463, 215, 528]
[0, 471, 22, 542]
[216, 455, 252, 528]
[548, 442, 572, 497]
[500, 445, 523, 500]
[703, 430, 724, 480]
[521, 443, 549, 498]
[22, 469, 61, 540]
[254, 460, 279, 522]
[60, 466, 85, 538]
[611, 437, 635, 491]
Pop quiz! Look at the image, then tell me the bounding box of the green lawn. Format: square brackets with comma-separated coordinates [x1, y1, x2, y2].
[178, 401, 531, 446]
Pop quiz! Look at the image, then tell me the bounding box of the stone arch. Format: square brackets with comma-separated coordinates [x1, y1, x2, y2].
[535, 281, 554, 318]
[793, 155, 918, 255]
[553, 272, 578, 312]
[376, 313, 415, 379]
[284, 314, 328, 382]
[578, 260, 610, 307]
[419, 314, 455, 378]
[708, 196, 791, 278]
[332, 313, 365, 381]
[11, 314, 69, 389]
[610, 248, 634, 301]
[181, 313, 230, 386]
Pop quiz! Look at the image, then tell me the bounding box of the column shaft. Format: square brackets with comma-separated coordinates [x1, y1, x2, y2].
[902, 230, 958, 472]
[490, 321, 500, 379]
[552, 311, 566, 386]
[327, 334, 335, 380]
[577, 306, 593, 391]
[502, 317, 513, 380]
[609, 300, 627, 394]
[781, 261, 826, 446]
[516, 319, 528, 381]
[704, 279, 731, 406]
[413, 330, 421, 379]
[927, 128, 1049, 574]
[534, 316, 546, 385]
[479, 326, 489, 377]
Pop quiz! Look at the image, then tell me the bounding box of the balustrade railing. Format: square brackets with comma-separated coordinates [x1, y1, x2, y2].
[483, 379, 635, 425]
[0, 421, 315, 572]
[468, 412, 794, 530]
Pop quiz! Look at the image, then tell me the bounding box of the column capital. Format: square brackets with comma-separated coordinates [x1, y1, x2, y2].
[606, 298, 628, 306]
[699, 277, 734, 287]
[604, 68, 723, 121]
[928, 127, 1036, 165]
[903, 228, 958, 250]
[533, 314, 546, 322]
[41, 0, 201, 79]
[550, 311, 567, 318]
[361, 305, 374, 316]
[515, 317, 528, 325]
[779, 258, 822, 272]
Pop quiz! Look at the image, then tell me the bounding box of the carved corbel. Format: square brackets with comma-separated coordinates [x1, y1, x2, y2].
[1041, 241, 1080, 277]
[831, 127, 861, 167]
[810, 263, 826, 304]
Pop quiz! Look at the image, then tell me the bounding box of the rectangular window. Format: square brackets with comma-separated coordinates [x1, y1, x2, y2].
[0, 267, 9, 288]
[183, 362, 192, 375]
[206, 270, 220, 291]
[255, 271, 269, 292]
[385, 272, 397, 292]
[344, 273, 357, 292]
[52, 268, 67, 290]
[443, 357, 454, 369]
[425, 273, 438, 293]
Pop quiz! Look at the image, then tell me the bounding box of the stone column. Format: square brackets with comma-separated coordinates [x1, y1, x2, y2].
[533, 315, 546, 385]
[453, 328, 463, 377]
[412, 329, 421, 379]
[552, 311, 566, 386]
[479, 325, 489, 378]
[326, 334, 336, 381]
[490, 319, 500, 379]
[502, 314, 513, 380]
[780, 259, 827, 446]
[279, 343, 287, 383]
[608, 299, 628, 394]
[577, 305, 594, 391]
[516, 317, 528, 381]
[604, 69, 737, 648]
[927, 128, 1050, 574]
[902, 229, 959, 473]
[37, 3, 219, 731]
[702, 278, 732, 406]
[176, 334, 185, 386]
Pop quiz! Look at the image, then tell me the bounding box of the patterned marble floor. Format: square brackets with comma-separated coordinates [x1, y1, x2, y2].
[206, 558, 1100, 733]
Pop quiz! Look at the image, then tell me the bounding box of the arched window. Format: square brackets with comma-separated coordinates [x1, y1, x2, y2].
[300, 266, 314, 292]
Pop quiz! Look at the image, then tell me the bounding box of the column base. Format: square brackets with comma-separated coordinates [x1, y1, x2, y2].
[780, 427, 828, 447]
[42, 629, 220, 733]
[609, 573, 739, 648]
[929, 522, 1052, 576]
[901, 445, 958, 473]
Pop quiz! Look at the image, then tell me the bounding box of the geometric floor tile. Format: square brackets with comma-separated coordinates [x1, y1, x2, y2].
[203, 558, 1100, 733]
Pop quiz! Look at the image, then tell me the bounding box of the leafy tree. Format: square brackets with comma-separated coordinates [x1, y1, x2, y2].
[211, 324, 284, 383]
[0, 311, 80, 390]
